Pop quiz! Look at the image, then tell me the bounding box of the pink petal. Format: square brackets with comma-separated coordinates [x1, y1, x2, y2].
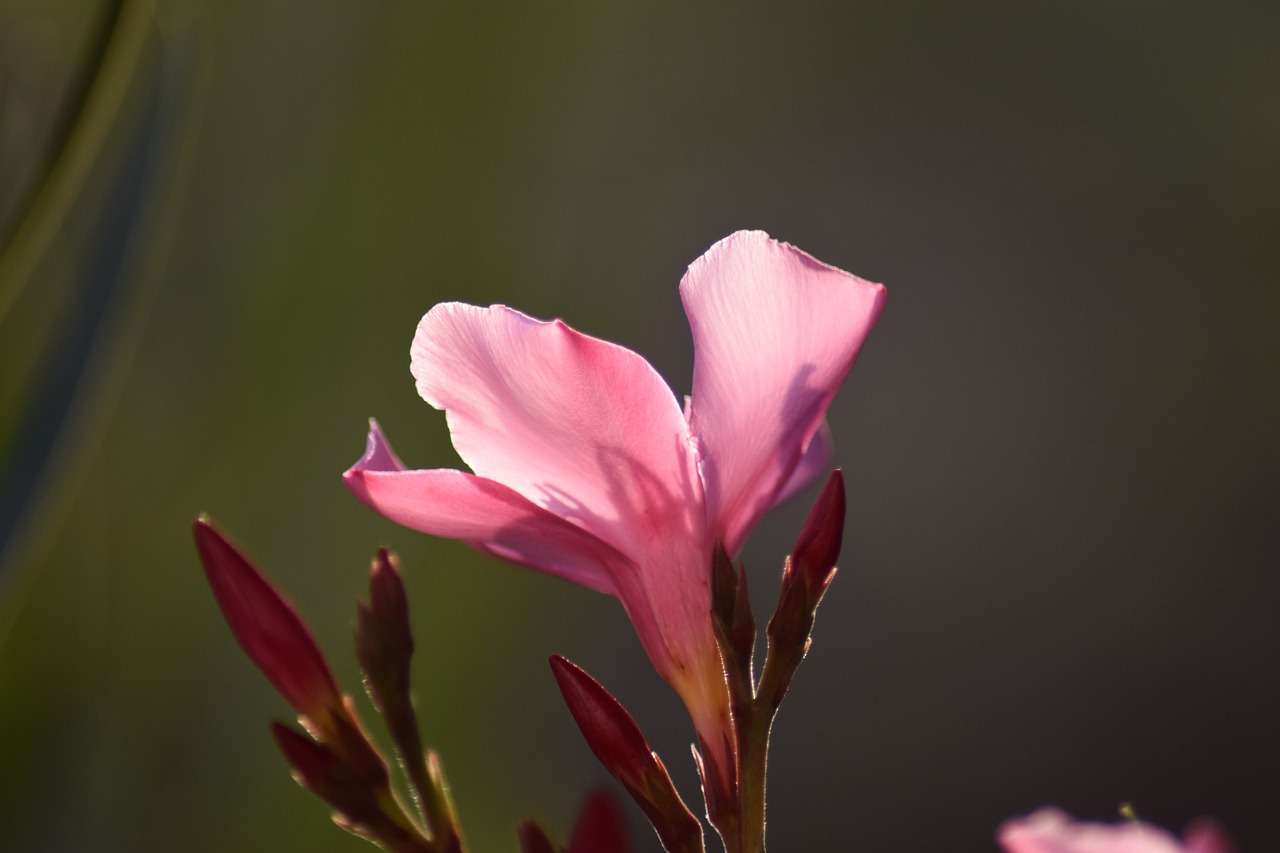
[343, 422, 626, 596]
[998, 809, 1186, 853]
[772, 418, 834, 506]
[410, 303, 705, 565]
[1182, 821, 1235, 853]
[682, 230, 885, 556]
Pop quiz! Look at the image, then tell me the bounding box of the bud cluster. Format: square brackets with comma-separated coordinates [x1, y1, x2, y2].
[194, 518, 624, 853]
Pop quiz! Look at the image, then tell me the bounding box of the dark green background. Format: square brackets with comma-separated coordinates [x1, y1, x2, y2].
[2, 1, 1277, 851]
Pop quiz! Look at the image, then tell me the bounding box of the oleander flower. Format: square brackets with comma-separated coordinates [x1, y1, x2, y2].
[343, 230, 884, 770]
[999, 809, 1234, 853]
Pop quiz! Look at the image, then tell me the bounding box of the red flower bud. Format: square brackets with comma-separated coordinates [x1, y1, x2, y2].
[356, 548, 414, 713]
[791, 470, 845, 597]
[550, 656, 704, 853]
[194, 517, 341, 722]
[272, 721, 428, 851]
[271, 720, 337, 788]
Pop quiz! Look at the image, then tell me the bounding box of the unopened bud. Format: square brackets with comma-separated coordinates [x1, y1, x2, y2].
[791, 470, 845, 599]
[550, 656, 704, 853]
[194, 517, 342, 724]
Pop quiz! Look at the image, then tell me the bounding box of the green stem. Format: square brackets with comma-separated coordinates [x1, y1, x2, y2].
[734, 616, 809, 853]
[736, 703, 773, 853]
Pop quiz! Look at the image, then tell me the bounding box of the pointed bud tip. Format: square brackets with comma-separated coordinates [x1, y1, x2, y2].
[549, 656, 658, 788]
[271, 721, 333, 784]
[368, 547, 409, 621]
[549, 656, 649, 759]
[793, 469, 846, 590]
[194, 518, 341, 719]
[553, 659, 703, 853]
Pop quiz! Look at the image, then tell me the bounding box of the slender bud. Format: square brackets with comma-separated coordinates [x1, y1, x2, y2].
[710, 543, 755, 689]
[549, 656, 704, 853]
[272, 720, 338, 791]
[357, 548, 414, 701]
[761, 471, 847, 711]
[194, 517, 341, 723]
[354, 548, 416, 751]
[271, 722, 388, 837]
[791, 470, 845, 599]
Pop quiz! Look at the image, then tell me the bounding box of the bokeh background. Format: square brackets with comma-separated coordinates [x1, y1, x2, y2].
[2, 1, 1277, 851]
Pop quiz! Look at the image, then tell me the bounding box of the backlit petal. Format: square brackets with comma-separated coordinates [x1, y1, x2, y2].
[343, 422, 624, 595]
[999, 809, 1186, 853]
[411, 303, 704, 562]
[682, 230, 884, 555]
[772, 418, 834, 506]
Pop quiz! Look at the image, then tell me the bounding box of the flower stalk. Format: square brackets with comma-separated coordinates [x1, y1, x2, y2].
[356, 548, 464, 851]
[194, 518, 448, 853]
[706, 470, 847, 853]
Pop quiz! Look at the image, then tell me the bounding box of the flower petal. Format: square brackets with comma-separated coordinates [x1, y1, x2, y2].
[682, 230, 885, 555]
[998, 809, 1186, 853]
[1182, 822, 1234, 853]
[771, 418, 834, 506]
[343, 422, 626, 595]
[411, 303, 704, 564]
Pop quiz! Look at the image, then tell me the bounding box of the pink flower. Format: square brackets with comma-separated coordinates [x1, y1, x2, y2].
[343, 230, 883, 760]
[999, 809, 1234, 853]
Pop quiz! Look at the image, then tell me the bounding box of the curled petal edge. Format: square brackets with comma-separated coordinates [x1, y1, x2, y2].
[343, 421, 625, 596]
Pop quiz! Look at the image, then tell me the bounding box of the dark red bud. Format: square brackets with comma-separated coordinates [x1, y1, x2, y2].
[549, 656, 704, 853]
[792, 470, 845, 596]
[550, 656, 661, 787]
[568, 790, 631, 853]
[272, 721, 427, 851]
[272, 720, 337, 787]
[270, 722, 383, 826]
[710, 544, 756, 686]
[194, 517, 341, 720]
[369, 548, 411, 638]
[356, 548, 414, 705]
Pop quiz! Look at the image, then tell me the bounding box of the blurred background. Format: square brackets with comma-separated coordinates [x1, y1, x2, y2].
[1, 1, 1277, 850]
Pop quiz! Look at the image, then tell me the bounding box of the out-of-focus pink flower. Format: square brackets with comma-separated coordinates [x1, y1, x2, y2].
[343, 230, 883, 765]
[999, 809, 1234, 853]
